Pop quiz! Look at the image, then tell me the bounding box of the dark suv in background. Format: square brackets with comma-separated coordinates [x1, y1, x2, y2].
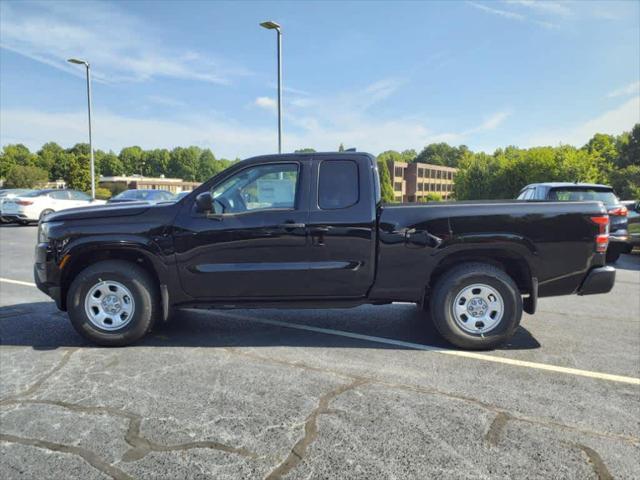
[518, 183, 628, 263]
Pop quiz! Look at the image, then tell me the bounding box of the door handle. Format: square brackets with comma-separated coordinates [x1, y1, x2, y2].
[277, 223, 306, 229]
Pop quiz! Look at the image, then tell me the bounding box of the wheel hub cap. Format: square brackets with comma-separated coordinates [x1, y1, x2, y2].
[84, 280, 135, 331]
[467, 298, 488, 317]
[101, 294, 122, 315]
[452, 283, 504, 334]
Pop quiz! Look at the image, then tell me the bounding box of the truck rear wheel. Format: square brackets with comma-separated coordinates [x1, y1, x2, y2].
[67, 260, 159, 346]
[429, 263, 522, 350]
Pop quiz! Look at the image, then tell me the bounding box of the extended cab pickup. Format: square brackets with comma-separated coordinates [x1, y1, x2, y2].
[35, 152, 615, 349]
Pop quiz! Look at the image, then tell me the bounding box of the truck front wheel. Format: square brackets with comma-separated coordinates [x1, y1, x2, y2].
[67, 260, 159, 346]
[429, 263, 522, 350]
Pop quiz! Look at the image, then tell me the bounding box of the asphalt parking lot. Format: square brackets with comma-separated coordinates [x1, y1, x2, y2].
[0, 223, 638, 480]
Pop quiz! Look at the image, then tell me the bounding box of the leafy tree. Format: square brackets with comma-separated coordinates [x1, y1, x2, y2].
[584, 133, 618, 165]
[377, 150, 404, 164]
[65, 154, 92, 192]
[609, 165, 640, 199]
[295, 148, 316, 153]
[119, 146, 144, 175]
[415, 143, 466, 167]
[618, 123, 640, 169]
[35, 142, 65, 178]
[168, 146, 201, 181]
[377, 159, 395, 203]
[400, 149, 417, 163]
[197, 149, 223, 181]
[99, 152, 125, 176]
[67, 143, 91, 157]
[4, 165, 48, 188]
[142, 149, 170, 177]
[1, 144, 35, 178]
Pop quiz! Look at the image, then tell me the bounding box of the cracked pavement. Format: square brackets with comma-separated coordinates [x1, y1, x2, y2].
[1, 224, 639, 479]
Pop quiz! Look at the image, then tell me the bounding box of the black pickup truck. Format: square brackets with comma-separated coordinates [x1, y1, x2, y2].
[35, 152, 615, 349]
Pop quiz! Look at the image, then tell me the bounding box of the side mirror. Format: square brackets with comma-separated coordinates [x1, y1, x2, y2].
[195, 192, 213, 213]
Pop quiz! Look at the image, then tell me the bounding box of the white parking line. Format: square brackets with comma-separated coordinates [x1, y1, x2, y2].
[218, 312, 640, 386]
[2, 277, 638, 385]
[0, 278, 37, 287]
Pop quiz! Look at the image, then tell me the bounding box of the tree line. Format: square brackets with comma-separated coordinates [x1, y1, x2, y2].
[374, 123, 639, 202]
[1, 123, 638, 201]
[0, 143, 238, 197]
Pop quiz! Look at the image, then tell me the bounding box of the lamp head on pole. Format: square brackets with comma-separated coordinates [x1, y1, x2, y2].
[67, 58, 89, 67]
[260, 21, 281, 31]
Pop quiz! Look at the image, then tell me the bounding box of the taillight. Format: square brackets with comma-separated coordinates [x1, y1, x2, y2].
[608, 206, 628, 217]
[590, 215, 609, 253]
[16, 200, 33, 206]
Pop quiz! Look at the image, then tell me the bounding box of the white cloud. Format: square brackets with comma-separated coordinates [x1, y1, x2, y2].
[527, 96, 640, 147]
[254, 96, 277, 112]
[146, 95, 187, 108]
[468, 1, 559, 28]
[1, 73, 516, 157]
[0, 1, 250, 84]
[504, 0, 572, 17]
[607, 81, 640, 98]
[468, 1, 525, 21]
[476, 111, 512, 131]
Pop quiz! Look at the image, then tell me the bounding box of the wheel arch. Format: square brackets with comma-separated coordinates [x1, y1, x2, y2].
[60, 246, 162, 311]
[426, 247, 535, 300]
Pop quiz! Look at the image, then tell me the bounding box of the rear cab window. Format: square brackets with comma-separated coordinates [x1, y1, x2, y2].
[318, 160, 359, 210]
[548, 187, 619, 207]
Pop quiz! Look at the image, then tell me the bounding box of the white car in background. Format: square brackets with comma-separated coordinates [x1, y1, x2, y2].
[1, 189, 105, 225]
[0, 189, 35, 223]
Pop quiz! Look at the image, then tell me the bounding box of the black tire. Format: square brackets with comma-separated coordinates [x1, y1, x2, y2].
[605, 247, 621, 263]
[429, 262, 523, 350]
[39, 209, 54, 221]
[67, 260, 160, 346]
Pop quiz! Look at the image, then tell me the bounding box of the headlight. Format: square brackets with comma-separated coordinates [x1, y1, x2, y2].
[37, 222, 50, 243]
[37, 221, 64, 244]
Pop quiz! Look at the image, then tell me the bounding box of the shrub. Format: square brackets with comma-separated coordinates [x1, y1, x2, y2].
[94, 187, 112, 200]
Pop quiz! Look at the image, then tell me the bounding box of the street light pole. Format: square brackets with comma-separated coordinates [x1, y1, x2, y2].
[67, 58, 96, 199]
[260, 21, 282, 154]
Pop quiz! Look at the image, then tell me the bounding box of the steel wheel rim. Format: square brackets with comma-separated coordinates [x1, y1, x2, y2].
[84, 280, 135, 331]
[452, 283, 504, 334]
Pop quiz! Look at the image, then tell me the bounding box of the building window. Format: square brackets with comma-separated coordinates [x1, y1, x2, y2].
[418, 183, 423, 191]
[448, 171, 452, 180]
[395, 195, 402, 202]
[418, 168, 424, 178]
[394, 166, 402, 177]
[394, 182, 402, 191]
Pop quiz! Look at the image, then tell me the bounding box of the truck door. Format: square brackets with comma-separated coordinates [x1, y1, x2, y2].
[305, 156, 377, 297]
[173, 160, 311, 299]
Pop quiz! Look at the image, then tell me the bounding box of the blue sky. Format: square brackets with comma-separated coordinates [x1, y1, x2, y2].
[1, 0, 639, 158]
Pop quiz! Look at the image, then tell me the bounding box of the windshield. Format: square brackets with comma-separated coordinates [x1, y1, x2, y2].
[21, 190, 49, 198]
[549, 188, 618, 206]
[114, 190, 153, 200]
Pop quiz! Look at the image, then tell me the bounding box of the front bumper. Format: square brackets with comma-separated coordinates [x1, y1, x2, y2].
[34, 242, 64, 310]
[577, 266, 616, 296]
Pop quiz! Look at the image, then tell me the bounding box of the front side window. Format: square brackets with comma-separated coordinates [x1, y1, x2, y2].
[211, 163, 299, 213]
[49, 191, 70, 200]
[69, 191, 91, 201]
[318, 160, 359, 210]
